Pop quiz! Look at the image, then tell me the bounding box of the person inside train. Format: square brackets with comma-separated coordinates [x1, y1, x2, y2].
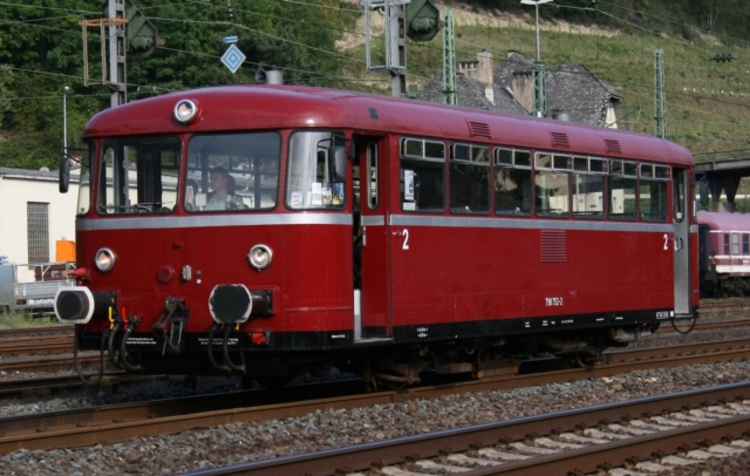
[207, 167, 242, 211]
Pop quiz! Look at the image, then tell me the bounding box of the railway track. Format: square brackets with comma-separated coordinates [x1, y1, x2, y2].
[1, 338, 750, 456]
[0, 372, 138, 398]
[0, 352, 101, 373]
[181, 383, 750, 476]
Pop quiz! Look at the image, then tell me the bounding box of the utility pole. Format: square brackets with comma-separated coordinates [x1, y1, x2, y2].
[534, 63, 546, 118]
[365, 0, 410, 97]
[442, 8, 456, 105]
[108, 0, 127, 107]
[63, 86, 70, 160]
[655, 48, 665, 138]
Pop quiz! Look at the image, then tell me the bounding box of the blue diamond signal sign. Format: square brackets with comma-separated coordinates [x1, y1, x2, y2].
[221, 44, 246, 74]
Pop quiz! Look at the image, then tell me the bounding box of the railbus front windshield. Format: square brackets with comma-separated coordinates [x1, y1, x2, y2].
[88, 131, 347, 215]
[97, 136, 181, 215]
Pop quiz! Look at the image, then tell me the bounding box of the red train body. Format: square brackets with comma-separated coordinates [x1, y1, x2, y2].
[55, 85, 699, 381]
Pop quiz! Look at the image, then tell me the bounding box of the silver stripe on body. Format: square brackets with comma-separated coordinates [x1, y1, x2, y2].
[689, 224, 699, 233]
[389, 214, 675, 233]
[361, 215, 386, 226]
[78, 213, 353, 231]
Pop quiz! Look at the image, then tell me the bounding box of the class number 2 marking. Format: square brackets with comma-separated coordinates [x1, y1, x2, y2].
[401, 228, 410, 250]
[663, 233, 669, 251]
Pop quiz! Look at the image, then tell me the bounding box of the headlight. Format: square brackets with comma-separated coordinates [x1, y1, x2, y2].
[94, 247, 117, 272]
[248, 244, 273, 271]
[173, 99, 198, 124]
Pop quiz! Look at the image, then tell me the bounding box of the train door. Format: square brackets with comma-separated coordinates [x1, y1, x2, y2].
[353, 136, 392, 342]
[673, 167, 691, 316]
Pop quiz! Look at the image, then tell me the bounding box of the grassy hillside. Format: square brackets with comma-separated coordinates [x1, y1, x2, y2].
[341, 0, 750, 157]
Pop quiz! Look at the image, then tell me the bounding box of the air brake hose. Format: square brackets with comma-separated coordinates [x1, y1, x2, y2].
[118, 320, 142, 372]
[222, 324, 246, 374]
[207, 323, 230, 372]
[107, 322, 123, 369]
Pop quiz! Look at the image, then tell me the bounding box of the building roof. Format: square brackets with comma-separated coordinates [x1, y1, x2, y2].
[0, 167, 79, 184]
[418, 52, 621, 128]
[416, 74, 529, 116]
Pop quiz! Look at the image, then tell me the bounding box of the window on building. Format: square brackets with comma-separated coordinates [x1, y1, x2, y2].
[451, 143, 489, 213]
[494, 148, 532, 215]
[639, 163, 669, 222]
[535, 153, 570, 215]
[27, 202, 49, 264]
[400, 137, 445, 212]
[608, 159, 637, 220]
[571, 157, 606, 217]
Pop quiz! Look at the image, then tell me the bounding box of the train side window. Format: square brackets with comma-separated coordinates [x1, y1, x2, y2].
[366, 143, 378, 210]
[743, 234, 750, 255]
[494, 147, 532, 215]
[730, 233, 741, 256]
[451, 143, 489, 213]
[608, 159, 637, 220]
[535, 153, 570, 216]
[723, 234, 730, 255]
[571, 157, 605, 217]
[287, 131, 345, 210]
[639, 163, 669, 222]
[400, 137, 445, 212]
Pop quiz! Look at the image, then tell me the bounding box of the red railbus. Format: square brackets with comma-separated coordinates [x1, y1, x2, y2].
[56, 85, 698, 382]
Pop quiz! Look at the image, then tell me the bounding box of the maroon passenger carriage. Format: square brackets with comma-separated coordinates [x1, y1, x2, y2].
[55, 85, 699, 384]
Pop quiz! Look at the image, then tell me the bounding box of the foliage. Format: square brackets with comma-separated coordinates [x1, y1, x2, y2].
[0, 0, 354, 169]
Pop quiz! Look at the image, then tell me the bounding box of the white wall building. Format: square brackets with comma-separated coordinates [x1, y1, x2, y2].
[0, 168, 79, 276]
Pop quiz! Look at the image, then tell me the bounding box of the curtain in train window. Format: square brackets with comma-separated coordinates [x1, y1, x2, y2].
[608, 175, 637, 219]
[572, 174, 604, 216]
[535, 170, 570, 215]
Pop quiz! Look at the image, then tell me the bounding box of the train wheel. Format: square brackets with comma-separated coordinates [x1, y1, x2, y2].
[574, 350, 602, 370]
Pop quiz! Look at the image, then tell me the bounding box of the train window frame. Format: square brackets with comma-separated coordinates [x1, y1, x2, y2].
[638, 164, 669, 223]
[743, 234, 750, 256]
[97, 135, 182, 216]
[186, 131, 282, 213]
[450, 142, 489, 214]
[534, 152, 571, 217]
[494, 147, 533, 216]
[401, 137, 445, 163]
[286, 130, 346, 211]
[571, 157, 605, 218]
[608, 158, 638, 221]
[400, 136, 446, 213]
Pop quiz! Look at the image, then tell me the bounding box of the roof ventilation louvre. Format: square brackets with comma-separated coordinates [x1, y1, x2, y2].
[604, 139, 622, 154]
[550, 132, 570, 149]
[468, 121, 491, 138]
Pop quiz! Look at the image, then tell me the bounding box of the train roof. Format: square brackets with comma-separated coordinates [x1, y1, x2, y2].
[697, 211, 750, 232]
[85, 85, 693, 166]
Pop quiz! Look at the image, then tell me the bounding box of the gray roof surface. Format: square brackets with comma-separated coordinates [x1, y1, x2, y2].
[0, 167, 79, 183]
[417, 52, 621, 128]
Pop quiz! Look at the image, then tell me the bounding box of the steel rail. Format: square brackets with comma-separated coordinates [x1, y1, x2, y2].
[0, 326, 71, 338]
[0, 335, 73, 356]
[1, 338, 750, 455]
[0, 352, 101, 373]
[179, 382, 750, 476]
[0, 371, 140, 398]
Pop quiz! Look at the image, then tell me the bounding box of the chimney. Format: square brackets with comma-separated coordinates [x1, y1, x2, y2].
[266, 70, 284, 85]
[477, 50, 494, 105]
[511, 71, 535, 114]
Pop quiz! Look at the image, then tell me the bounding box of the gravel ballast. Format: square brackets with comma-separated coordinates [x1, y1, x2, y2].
[1, 360, 750, 475]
